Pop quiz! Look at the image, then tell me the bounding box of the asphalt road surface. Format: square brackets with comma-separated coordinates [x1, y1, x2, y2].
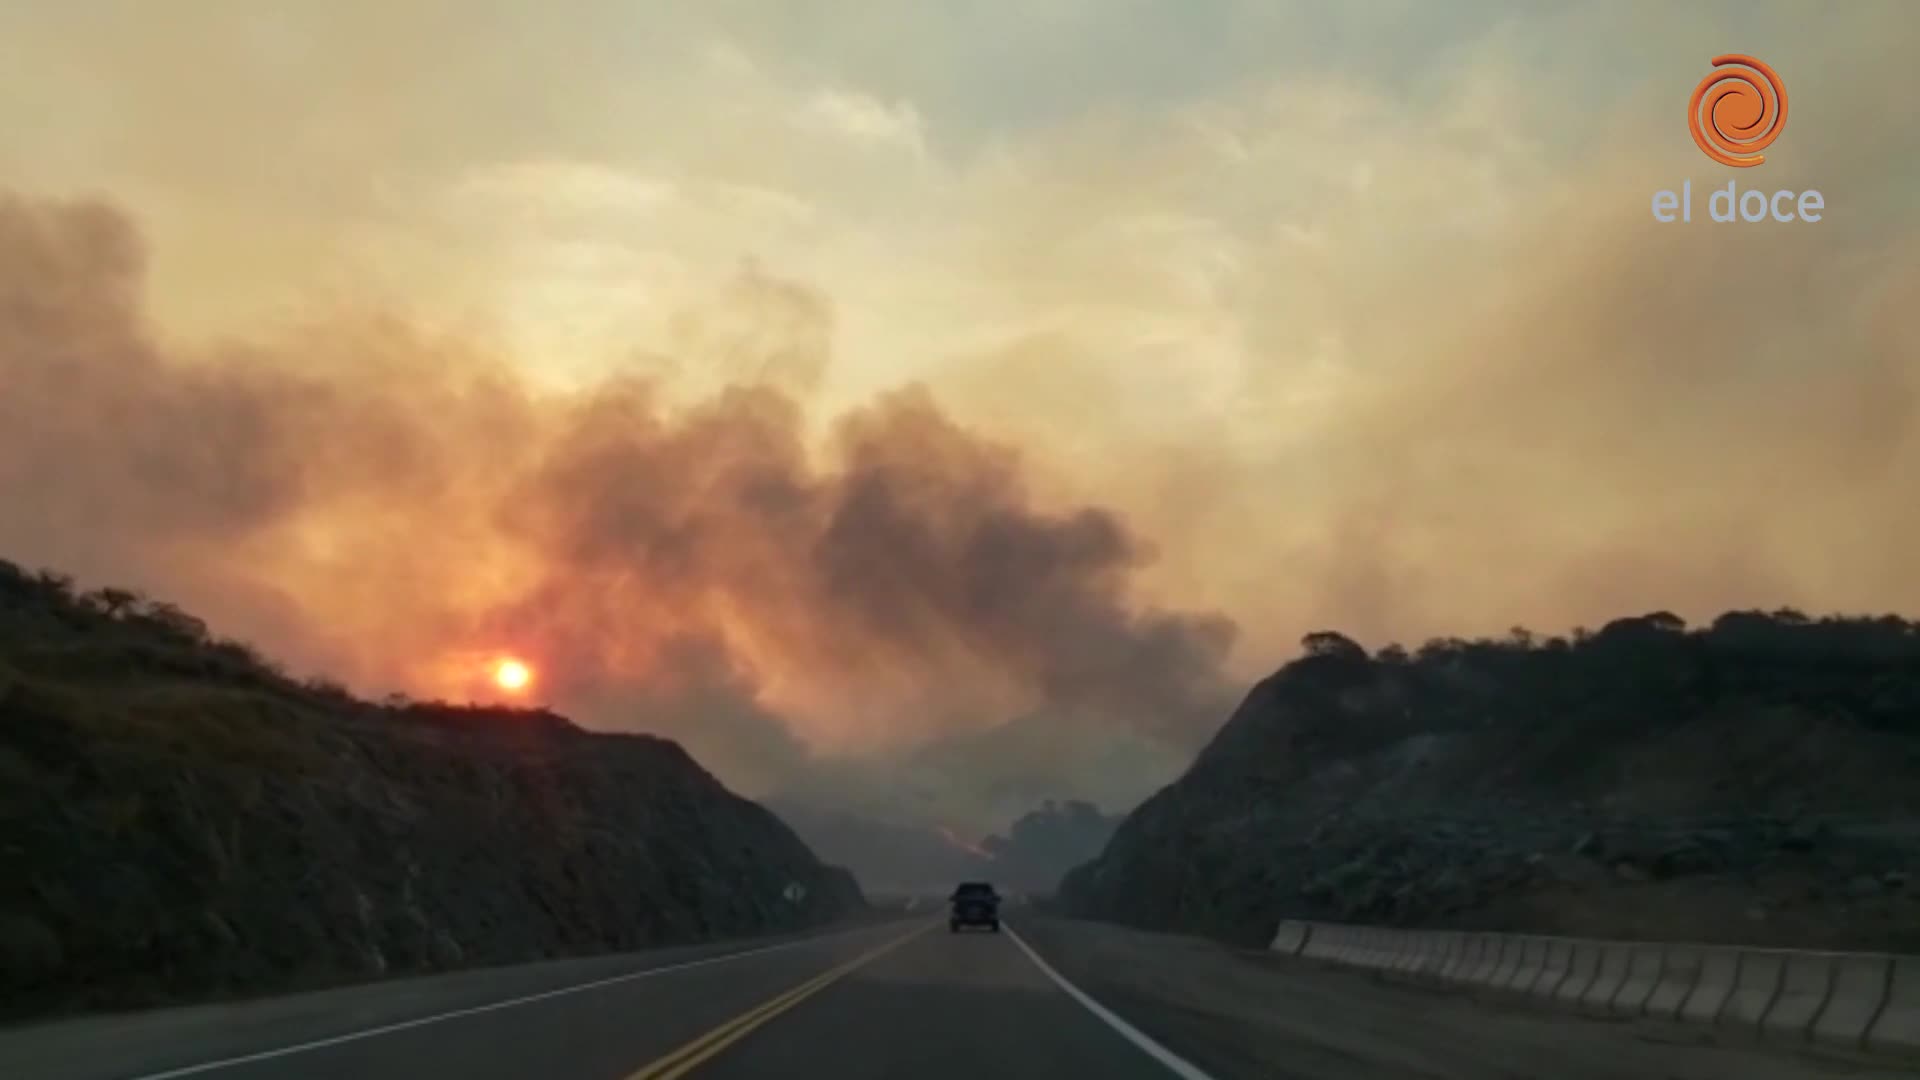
[2, 916, 1908, 1080]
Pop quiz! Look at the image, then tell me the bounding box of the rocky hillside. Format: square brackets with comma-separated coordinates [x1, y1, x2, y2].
[0, 560, 864, 1019]
[1060, 612, 1920, 952]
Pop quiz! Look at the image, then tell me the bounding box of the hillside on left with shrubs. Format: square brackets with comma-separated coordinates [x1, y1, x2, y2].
[0, 558, 864, 1019]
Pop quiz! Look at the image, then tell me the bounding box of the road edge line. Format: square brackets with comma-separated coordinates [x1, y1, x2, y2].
[1004, 923, 1219, 1080]
[123, 921, 903, 1080]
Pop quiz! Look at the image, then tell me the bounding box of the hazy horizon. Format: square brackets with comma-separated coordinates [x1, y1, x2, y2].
[3, 1, 1917, 836]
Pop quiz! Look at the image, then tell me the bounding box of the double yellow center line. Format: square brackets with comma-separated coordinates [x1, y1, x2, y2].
[624, 921, 933, 1080]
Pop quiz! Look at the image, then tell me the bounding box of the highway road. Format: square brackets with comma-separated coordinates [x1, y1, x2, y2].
[1, 915, 1907, 1080]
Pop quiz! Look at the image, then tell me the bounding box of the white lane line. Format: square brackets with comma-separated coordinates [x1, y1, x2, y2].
[1004, 924, 1220, 1080]
[125, 923, 896, 1080]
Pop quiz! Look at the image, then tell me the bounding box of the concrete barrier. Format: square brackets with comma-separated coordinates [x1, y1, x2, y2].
[1530, 940, 1575, 997]
[1356, 927, 1387, 968]
[1503, 937, 1548, 992]
[1396, 931, 1443, 984]
[1389, 929, 1414, 969]
[1443, 934, 1488, 983]
[1440, 933, 1475, 982]
[1721, 950, 1787, 1029]
[1457, 935, 1486, 983]
[1356, 926, 1381, 962]
[1338, 925, 1367, 964]
[1270, 920, 1311, 956]
[1301, 923, 1338, 961]
[1384, 929, 1412, 971]
[1474, 934, 1507, 985]
[1647, 946, 1705, 1020]
[1282, 919, 1914, 1064]
[1385, 931, 1419, 973]
[1293, 921, 1315, 956]
[1321, 924, 1357, 963]
[1553, 942, 1602, 1005]
[1867, 954, 1920, 1057]
[1490, 936, 1529, 990]
[1612, 946, 1664, 1016]
[1355, 927, 1379, 965]
[1339, 926, 1367, 965]
[1423, 932, 1465, 982]
[1811, 952, 1893, 1048]
[1403, 931, 1433, 977]
[1354, 927, 1381, 967]
[1762, 951, 1836, 1042]
[1397, 926, 1428, 976]
[1382, 926, 1413, 968]
[1423, 933, 1452, 977]
[1412, 933, 1446, 977]
[1328, 922, 1359, 960]
[1473, 935, 1515, 987]
[1581, 944, 1632, 1013]
[1363, 928, 1392, 969]
[1679, 948, 1742, 1024]
[1342, 925, 1370, 964]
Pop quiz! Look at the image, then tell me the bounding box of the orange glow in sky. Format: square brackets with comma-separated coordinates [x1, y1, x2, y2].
[493, 658, 533, 693]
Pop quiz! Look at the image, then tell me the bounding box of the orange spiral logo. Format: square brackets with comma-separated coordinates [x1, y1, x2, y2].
[1688, 55, 1788, 168]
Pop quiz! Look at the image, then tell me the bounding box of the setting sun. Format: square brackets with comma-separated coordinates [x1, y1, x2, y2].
[493, 658, 532, 693]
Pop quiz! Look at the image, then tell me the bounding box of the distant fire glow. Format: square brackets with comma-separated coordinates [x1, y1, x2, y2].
[493, 658, 532, 693]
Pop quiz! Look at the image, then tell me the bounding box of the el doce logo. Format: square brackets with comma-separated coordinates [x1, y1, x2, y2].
[1688, 53, 1787, 167]
[1653, 54, 1823, 224]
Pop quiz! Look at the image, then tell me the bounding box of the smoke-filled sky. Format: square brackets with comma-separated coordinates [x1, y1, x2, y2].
[2, 2, 1917, 833]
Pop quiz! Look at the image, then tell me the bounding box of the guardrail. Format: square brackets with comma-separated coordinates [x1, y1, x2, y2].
[1269, 920, 1918, 1059]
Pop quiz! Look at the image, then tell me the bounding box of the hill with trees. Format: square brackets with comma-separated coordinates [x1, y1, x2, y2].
[1060, 611, 1920, 951]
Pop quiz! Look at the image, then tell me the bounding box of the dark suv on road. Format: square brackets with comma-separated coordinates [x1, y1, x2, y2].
[949, 881, 1000, 932]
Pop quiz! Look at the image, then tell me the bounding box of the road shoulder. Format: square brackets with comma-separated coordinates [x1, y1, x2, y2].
[1013, 917, 1911, 1080]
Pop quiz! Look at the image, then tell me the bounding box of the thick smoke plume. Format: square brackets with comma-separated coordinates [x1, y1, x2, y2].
[0, 193, 1238, 814]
